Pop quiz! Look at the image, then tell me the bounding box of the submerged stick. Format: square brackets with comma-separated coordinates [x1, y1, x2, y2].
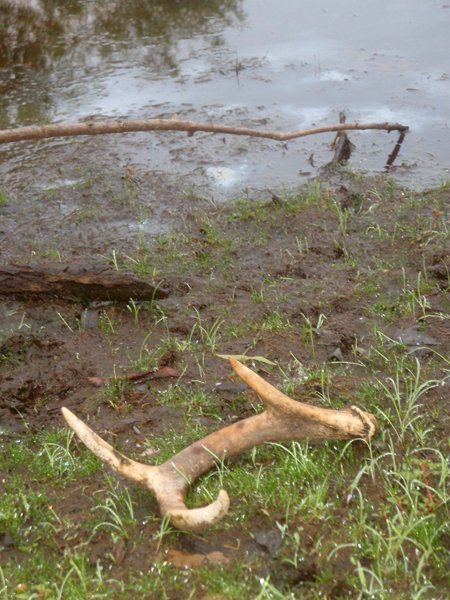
[0, 118, 409, 145]
[385, 130, 407, 170]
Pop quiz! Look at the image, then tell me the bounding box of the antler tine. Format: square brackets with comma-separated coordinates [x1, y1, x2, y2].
[228, 356, 304, 414]
[228, 357, 377, 439]
[62, 407, 155, 484]
[62, 407, 229, 531]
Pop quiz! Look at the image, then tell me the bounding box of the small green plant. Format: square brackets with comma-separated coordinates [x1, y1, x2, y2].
[126, 298, 141, 328]
[157, 386, 221, 421]
[191, 307, 224, 352]
[152, 514, 176, 551]
[38, 247, 63, 261]
[103, 372, 131, 409]
[41, 430, 77, 476]
[294, 234, 309, 256]
[230, 196, 269, 223]
[98, 309, 120, 336]
[333, 236, 353, 264]
[333, 199, 351, 236]
[299, 312, 327, 357]
[101, 249, 121, 271]
[250, 282, 265, 304]
[401, 271, 432, 320]
[124, 253, 158, 277]
[366, 223, 391, 240]
[112, 176, 139, 206]
[35, 429, 100, 481]
[260, 311, 291, 333]
[93, 475, 136, 541]
[374, 356, 439, 444]
[297, 181, 322, 205]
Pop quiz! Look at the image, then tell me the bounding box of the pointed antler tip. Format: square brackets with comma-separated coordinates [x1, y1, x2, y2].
[61, 406, 77, 427]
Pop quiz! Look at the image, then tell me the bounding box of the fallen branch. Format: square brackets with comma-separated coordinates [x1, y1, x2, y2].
[0, 265, 169, 302]
[87, 366, 179, 387]
[0, 118, 409, 145]
[62, 357, 377, 531]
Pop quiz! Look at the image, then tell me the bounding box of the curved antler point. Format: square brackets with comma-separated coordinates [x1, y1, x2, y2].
[167, 489, 230, 531]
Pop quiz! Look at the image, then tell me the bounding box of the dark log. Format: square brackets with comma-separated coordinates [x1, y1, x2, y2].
[0, 265, 169, 302]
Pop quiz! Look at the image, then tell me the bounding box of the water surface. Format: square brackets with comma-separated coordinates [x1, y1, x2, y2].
[1, 0, 449, 191]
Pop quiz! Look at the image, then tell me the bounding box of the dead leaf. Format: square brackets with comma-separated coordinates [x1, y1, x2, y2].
[166, 549, 228, 569]
[87, 376, 104, 387]
[127, 366, 179, 382]
[113, 538, 127, 565]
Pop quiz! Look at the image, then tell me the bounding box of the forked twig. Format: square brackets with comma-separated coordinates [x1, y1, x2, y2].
[62, 357, 377, 531]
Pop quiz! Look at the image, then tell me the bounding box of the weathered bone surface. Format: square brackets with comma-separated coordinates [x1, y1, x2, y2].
[62, 357, 377, 531]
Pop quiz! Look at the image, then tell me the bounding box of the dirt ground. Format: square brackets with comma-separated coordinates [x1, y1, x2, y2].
[0, 151, 449, 597]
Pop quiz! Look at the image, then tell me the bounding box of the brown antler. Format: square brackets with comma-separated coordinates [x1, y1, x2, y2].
[62, 357, 377, 531]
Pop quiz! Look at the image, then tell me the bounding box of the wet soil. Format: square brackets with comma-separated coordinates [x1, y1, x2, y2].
[0, 164, 449, 596]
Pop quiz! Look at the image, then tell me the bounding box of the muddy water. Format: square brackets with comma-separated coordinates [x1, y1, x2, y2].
[0, 0, 449, 194]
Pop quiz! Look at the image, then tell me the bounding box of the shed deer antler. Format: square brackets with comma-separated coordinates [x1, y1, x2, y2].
[62, 357, 377, 531]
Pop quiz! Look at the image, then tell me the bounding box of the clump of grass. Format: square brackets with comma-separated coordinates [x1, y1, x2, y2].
[299, 312, 327, 357]
[124, 252, 158, 277]
[111, 176, 139, 206]
[189, 307, 224, 352]
[92, 475, 137, 541]
[156, 385, 222, 421]
[374, 355, 440, 445]
[259, 311, 291, 333]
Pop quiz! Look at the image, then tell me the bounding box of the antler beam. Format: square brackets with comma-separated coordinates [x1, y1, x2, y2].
[62, 357, 377, 531]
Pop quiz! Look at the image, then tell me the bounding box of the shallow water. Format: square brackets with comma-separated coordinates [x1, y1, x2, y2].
[1, 0, 449, 191]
